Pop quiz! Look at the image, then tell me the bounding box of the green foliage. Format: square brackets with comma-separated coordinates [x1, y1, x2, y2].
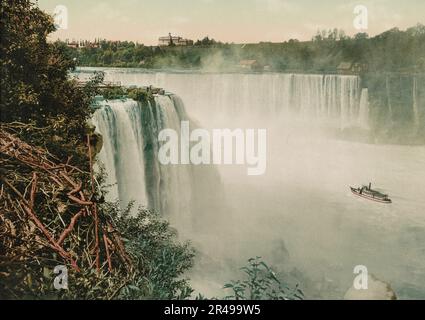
[194, 36, 218, 46]
[127, 87, 152, 103]
[223, 258, 303, 300]
[68, 24, 425, 73]
[99, 86, 153, 103]
[101, 87, 127, 100]
[106, 203, 195, 300]
[0, 0, 101, 165]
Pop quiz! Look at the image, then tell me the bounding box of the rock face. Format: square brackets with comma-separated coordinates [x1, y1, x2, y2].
[90, 132, 103, 157]
[86, 120, 104, 157]
[344, 274, 397, 300]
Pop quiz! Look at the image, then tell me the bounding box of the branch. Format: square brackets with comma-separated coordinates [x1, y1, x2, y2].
[57, 209, 84, 245]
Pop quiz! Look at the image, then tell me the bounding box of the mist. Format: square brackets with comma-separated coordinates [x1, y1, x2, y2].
[81, 67, 425, 299]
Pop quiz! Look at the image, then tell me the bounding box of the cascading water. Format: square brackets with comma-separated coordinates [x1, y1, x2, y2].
[358, 88, 370, 129]
[79, 69, 365, 130]
[92, 94, 222, 230]
[92, 99, 148, 208]
[413, 76, 419, 127]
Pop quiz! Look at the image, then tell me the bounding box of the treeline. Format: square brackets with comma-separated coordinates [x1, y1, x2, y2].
[66, 25, 425, 73]
[64, 36, 223, 69]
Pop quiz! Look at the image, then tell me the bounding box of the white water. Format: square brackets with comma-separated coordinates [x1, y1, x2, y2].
[92, 96, 222, 230]
[81, 68, 425, 299]
[358, 88, 370, 129]
[413, 77, 420, 127]
[93, 99, 148, 207]
[79, 68, 364, 130]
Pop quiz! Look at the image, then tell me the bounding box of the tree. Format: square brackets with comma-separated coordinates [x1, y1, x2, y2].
[195, 36, 217, 46]
[354, 32, 369, 40]
[0, 0, 97, 163]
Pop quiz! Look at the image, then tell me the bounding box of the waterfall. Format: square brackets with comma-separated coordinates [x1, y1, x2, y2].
[79, 70, 363, 130]
[92, 99, 148, 208]
[358, 88, 370, 129]
[92, 95, 222, 229]
[413, 76, 419, 127]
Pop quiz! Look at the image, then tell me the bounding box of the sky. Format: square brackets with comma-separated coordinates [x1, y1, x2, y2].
[37, 0, 425, 45]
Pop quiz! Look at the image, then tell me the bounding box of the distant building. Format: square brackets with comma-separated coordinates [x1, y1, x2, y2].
[352, 62, 368, 74]
[337, 62, 353, 74]
[158, 33, 193, 46]
[239, 59, 263, 71]
[66, 41, 79, 49]
[337, 62, 368, 75]
[66, 39, 100, 49]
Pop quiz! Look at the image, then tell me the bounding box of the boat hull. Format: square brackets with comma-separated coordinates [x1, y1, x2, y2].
[350, 187, 392, 204]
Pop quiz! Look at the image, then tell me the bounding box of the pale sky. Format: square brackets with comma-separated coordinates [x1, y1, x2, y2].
[37, 0, 425, 45]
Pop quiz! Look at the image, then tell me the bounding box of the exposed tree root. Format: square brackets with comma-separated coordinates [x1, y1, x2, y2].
[0, 127, 133, 282]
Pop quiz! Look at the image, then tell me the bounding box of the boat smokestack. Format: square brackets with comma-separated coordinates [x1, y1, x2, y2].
[369, 182, 371, 190]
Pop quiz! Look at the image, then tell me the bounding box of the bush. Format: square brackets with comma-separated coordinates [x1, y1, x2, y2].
[127, 88, 151, 103]
[223, 257, 303, 300]
[101, 87, 127, 100]
[106, 202, 195, 300]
